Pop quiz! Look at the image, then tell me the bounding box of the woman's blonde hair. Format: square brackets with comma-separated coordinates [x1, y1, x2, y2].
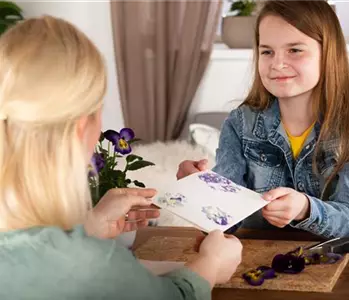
[0, 16, 106, 230]
[243, 0, 349, 196]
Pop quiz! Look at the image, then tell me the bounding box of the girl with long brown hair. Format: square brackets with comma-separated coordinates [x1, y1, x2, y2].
[178, 0, 349, 238]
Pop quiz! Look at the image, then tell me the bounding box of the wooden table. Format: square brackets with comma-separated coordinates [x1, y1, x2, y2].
[133, 226, 349, 300]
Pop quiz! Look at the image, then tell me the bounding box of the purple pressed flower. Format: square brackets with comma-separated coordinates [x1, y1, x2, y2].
[304, 252, 343, 265]
[242, 266, 276, 286]
[198, 172, 241, 193]
[271, 254, 305, 274]
[91, 152, 105, 173]
[201, 206, 233, 225]
[220, 217, 229, 225]
[256, 266, 277, 279]
[104, 128, 135, 155]
[243, 269, 265, 286]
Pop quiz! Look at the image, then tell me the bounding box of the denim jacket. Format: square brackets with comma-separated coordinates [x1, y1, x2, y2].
[212, 100, 349, 238]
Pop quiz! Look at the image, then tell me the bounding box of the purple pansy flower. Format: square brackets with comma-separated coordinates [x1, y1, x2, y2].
[304, 252, 343, 265]
[271, 254, 305, 274]
[271, 247, 306, 274]
[243, 266, 276, 286]
[89, 152, 105, 177]
[243, 245, 343, 287]
[92, 152, 105, 172]
[104, 128, 135, 155]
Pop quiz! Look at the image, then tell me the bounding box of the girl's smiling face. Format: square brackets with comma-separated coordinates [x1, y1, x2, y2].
[258, 15, 321, 100]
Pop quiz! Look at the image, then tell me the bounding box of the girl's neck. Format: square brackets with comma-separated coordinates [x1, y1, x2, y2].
[278, 92, 315, 136]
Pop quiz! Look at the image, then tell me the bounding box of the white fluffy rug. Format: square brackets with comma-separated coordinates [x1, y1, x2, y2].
[120, 140, 215, 227]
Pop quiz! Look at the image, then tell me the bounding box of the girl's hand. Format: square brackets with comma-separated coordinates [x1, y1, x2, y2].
[262, 187, 310, 228]
[176, 159, 208, 180]
[84, 188, 159, 239]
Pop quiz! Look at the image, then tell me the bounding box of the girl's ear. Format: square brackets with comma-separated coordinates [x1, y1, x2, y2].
[76, 115, 89, 141]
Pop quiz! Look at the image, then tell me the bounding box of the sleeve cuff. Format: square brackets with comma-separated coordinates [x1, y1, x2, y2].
[289, 195, 322, 234]
[165, 268, 211, 300]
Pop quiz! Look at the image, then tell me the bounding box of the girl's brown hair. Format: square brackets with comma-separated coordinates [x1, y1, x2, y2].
[243, 0, 349, 197]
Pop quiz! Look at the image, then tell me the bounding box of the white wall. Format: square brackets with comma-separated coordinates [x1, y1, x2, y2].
[335, 2, 349, 41]
[15, 0, 125, 131]
[221, 1, 349, 40]
[191, 42, 349, 118]
[14, 1, 349, 133]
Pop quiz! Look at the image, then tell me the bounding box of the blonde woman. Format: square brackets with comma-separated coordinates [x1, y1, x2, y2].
[0, 16, 242, 299]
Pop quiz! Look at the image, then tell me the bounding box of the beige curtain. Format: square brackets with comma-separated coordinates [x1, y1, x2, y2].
[110, 0, 222, 142]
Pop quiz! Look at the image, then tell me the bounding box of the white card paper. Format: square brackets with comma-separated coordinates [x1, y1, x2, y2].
[152, 170, 268, 232]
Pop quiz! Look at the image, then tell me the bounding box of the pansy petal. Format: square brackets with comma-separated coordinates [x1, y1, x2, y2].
[88, 169, 97, 178]
[287, 246, 303, 257]
[242, 270, 265, 286]
[104, 130, 120, 145]
[256, 266, 276, 279]
[305, 252, 343, 265]
[120, 128, 135, 141]
[91, 152, 105, 172]
[114, 140, 132, 155]
[321, 253, 343, 264]
[272, 254, 305, 274]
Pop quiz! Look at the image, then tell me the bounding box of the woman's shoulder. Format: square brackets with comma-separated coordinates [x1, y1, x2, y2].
[0, 226, 142, 298]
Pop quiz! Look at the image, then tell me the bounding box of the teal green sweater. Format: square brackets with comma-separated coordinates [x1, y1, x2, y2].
[0, 226, 211, 300]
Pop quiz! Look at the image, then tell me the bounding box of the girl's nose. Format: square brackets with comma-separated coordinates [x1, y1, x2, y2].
[271, 53, 288, 70]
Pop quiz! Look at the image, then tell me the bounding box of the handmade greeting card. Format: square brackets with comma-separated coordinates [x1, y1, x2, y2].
[152, 170, 269, 232]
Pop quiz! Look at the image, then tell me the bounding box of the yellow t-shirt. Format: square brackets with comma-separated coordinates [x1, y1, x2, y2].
[284, 122, 315, 159]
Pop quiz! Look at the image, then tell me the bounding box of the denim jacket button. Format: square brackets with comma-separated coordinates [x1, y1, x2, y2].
[260, 154, 267, 162]
[297, 182, 305, 191]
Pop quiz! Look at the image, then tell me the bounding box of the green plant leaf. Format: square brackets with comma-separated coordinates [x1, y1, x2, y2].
[0, 1, 23, 11]
[0, 23, 6, 34]
[126, 154, 142, 163]
[110, 170, 128, 188]
[0, 9, 23, 20]
[127, 160, 155, 171]
[133, 180, 145, 188]
[98, 147, 108, 155]
[230, 0, 256, 16]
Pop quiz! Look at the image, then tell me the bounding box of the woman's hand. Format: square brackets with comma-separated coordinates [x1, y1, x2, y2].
[262, 187, 310, 228]
[187, 230, 243, 287]
[84, 188, 159, 239]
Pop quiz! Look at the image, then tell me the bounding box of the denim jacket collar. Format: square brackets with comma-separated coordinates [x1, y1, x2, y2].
[253, 99, 321, 141]
[252, 99, 337, 160]
[253, 99, 282, 141]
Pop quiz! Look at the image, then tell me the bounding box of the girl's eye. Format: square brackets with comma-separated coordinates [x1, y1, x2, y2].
[289, 48, 302, 53]
[260, 50, 272, 55]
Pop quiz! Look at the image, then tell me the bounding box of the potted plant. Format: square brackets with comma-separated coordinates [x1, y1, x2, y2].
[89, 128, 155, 206]
[0, 1, 24, 35]
[89, 128, 155, 248]
[221, 0, 258, 49]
